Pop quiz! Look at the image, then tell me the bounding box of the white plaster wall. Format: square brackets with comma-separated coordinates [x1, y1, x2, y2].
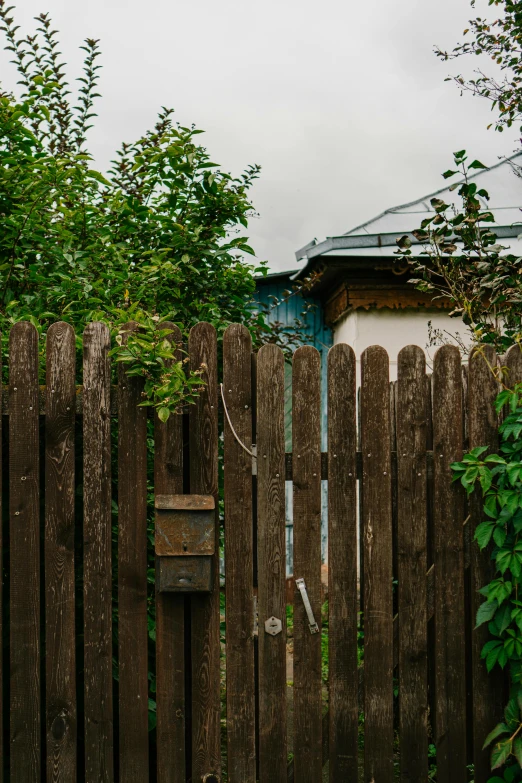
[334, 308, 472, 381]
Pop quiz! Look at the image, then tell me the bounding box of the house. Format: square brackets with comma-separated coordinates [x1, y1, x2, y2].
[254, 152, 522, 570]
[291, 151, 522, 378]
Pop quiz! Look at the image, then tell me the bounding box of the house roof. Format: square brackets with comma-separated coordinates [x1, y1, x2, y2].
[295, 152, 522, 270]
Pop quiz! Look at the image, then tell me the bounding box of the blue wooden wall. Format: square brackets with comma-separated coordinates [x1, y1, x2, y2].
[254, 273, 332, 572]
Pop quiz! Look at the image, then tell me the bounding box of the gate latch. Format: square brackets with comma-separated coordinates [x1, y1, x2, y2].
[264, 616, 282, 636]
[295, 577, 319, 635]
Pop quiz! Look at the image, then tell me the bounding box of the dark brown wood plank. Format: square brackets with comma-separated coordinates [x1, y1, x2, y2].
[506, 344, 522, 386]
[223, 324, 256, 781]
[396, 346, 428, 782]
[292, 345, 322, 783]
[432, 345, 467, 781]
[468, 345, 503, 783]
[189, 322, 221, 781]
[256, 343, 287, 783]
[83, 321, 114, 783]
[0, 338, 2, 783]
[9, 321, 40, 781]
[155, 324, 186, 783]
[118, 323, 149, 781]
[327, 343, 358, 781]
[45, 322, 77, 782]
[360, 345, 394, 783]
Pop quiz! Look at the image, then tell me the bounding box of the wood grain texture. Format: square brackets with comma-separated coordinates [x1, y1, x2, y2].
[45, 322, 77, 782]
[223, 324, 256, 782]
[257, 343, 287, 783]
[83, 321, 114, 783]
[396, 346, 428, 783]
[0, 339, 2, 783]
[292, 345, 322, 783]
[189, 323, 221, 781]
[360, 345, 394, 783]
[506, 344, 522, 386]
[327, 343, 358, 782]
[432, 345, 467, 782]
[9, 321, 41, 781]
[154, 323, 186, 783]
[118, 323, 149, 781]
[468, 346, 503, 783]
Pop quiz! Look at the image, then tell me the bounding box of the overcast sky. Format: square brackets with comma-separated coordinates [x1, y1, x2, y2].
[0, 0, 517, 272]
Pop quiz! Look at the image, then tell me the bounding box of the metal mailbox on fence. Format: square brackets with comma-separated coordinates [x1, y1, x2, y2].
[155, 494, 215, 592]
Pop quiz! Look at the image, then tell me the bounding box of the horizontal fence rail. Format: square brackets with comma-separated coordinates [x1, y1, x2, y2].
[0, 321, 510, 783]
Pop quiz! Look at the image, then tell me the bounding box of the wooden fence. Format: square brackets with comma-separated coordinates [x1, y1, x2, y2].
[0, 320, 514, 782]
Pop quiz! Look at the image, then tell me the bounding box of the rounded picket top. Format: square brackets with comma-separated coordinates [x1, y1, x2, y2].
[257, 341, 284, 365]
[433, 343, 461, 376]
[9, 319, 38, 347]
[505, 343, 522, 387]
[293, 343, 321, 367]
[360, 344, 389, 364]
[47, 322, 76, 394]
[397, 345, 426, 382]
[468, 343, 496, 384]
[83, 320, 110, 351]
[188, 321, 216, 343]
[9, 321, 39, 381]
[327, 343, 356, 400]
[360, 344, 389, 386]
[47, 320, 75, 342]
[223, 322, 252, 356]
[327, 341, 356, 365]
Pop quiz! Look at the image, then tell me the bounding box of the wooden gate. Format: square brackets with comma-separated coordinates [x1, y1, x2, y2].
[0, 321, 512, 782]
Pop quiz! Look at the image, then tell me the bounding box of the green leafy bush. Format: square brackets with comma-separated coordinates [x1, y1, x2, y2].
[0, 5, 268, 416]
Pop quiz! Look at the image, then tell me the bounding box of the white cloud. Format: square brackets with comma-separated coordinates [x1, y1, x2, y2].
[0, 0, 516, 271]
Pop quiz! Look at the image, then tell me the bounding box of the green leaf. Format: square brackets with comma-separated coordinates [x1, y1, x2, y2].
[475, 520, 495, 549]
[476, 599, 498, 628]
[157, 407, 170, 423]
[513, 737, 522, 767]
[491, 738, 512, 769]
[504, 697, 520, 730]
[469, 159, 488, 170]
[483, 721, 509, 748]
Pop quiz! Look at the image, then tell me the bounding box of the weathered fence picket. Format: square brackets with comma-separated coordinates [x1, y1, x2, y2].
[396, 345, 428, 783]
[256, 343, 287, 783]
[292, 346, 322, 783]
[10, 322, 40, 782]
[188, 323, 221, 782]
[360, 345, 394, 783]
[223, 324, 256, 782]
[433, 345, 467, 781]
[45, 322, 77, 783]
[83, 322, 114, 783]
[154, 323, 186, 783]
[0, 324, 512, 782]
[327, 343, 358, 782]
[118, 322, 149, 781]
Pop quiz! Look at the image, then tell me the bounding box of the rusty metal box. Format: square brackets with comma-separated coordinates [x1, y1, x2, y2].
[155, 494, 215, 556]
[155, 555, 213, 593]
[155, 494, 215, 593]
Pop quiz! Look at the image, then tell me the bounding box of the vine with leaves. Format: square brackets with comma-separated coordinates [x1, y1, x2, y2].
[452, 378, 522, 778]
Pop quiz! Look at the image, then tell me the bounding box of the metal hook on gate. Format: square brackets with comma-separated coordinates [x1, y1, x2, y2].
[295, 577, 320, 634]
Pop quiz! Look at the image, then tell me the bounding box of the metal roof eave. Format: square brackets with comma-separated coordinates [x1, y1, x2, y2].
[294, 223, 522, 278]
